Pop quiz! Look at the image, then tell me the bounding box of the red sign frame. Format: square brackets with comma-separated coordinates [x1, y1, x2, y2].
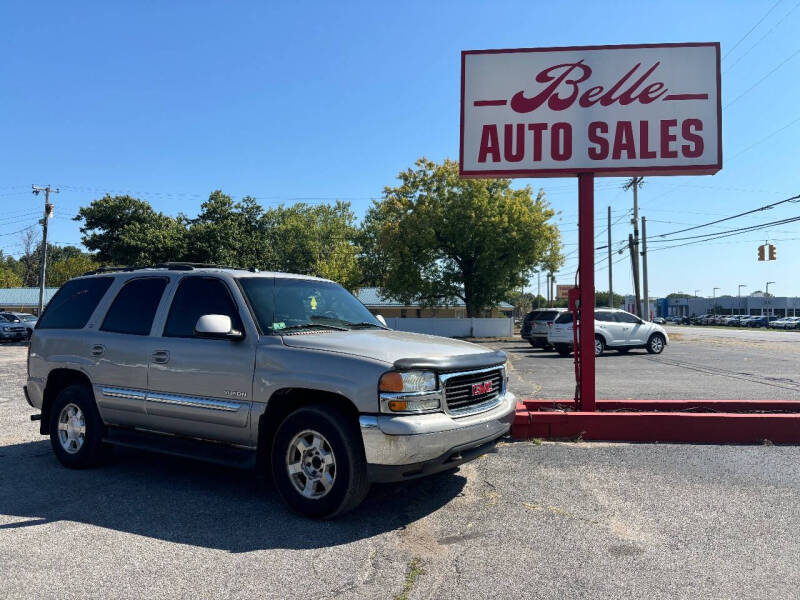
[459, 42, 722, 178]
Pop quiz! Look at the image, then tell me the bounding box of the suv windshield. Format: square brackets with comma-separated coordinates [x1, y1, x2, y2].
[239, 277, 383, 334]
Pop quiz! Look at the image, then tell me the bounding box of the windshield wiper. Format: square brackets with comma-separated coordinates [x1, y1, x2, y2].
[280, 323, 348, 333]
[346, 321, 388, 330]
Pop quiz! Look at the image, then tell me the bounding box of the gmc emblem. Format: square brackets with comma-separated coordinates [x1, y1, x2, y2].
[471, 381, 492, 396]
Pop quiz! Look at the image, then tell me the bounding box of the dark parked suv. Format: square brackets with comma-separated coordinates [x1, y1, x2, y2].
[521, 308, 566, 348]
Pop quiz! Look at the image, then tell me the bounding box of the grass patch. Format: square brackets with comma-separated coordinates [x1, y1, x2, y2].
[395, 557, 425, 600]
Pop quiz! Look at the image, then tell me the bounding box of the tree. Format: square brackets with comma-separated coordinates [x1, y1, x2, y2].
[75, 194, 186, 265]
[47, 255, 100, 287]
[0, 267, 22, 288]
[595, 290, 625, 308]
[362, 158, 563, 317]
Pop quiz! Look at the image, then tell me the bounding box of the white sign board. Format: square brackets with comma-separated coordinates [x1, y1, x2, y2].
[460, 43, 721, 178]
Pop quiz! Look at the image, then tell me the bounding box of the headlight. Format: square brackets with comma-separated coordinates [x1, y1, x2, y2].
[379, 370, 440, 414]
[379, 370, 437, 393]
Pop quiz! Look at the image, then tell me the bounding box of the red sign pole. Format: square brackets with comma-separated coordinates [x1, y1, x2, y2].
[578, 173, 596, 411]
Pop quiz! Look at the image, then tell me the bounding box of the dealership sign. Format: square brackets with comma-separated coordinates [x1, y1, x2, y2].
[460, 43, 721, 178]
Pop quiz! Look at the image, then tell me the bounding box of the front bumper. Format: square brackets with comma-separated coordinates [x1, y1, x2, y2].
[359, 390, 515, 482]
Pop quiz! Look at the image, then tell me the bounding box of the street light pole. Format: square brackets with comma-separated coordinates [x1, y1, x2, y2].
[712, 287, 720, 316]
[766, 282, 775, 317]
[738, 284, 747, 316]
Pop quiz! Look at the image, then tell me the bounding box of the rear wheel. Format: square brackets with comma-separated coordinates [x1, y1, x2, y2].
[49, 384, 109, 469]
[271, 405, 369, 519]
[646, 333, 666, 354]
[555, 344, 571, 356]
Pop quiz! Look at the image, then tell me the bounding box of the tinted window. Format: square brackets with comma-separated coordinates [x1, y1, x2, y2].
[524, 311, 540, 322]
[555, 313, 573, 324]
[615, 312, 640, 324]
[163, 277, 242, 338]
[101, 278, 168, 336]
[595, 310, 614, 322]
[536, 310, 560, 321]
[38, 277, 113, 329]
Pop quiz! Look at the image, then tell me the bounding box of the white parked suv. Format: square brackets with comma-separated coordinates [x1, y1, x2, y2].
[547, 308, 669, 357]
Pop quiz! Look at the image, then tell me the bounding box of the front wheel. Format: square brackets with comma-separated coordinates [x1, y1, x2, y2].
[271, 405, 370, 519]
[594, 336, 605, 357]
[555, 344, 571, 356]
[646, 333, 666, 354]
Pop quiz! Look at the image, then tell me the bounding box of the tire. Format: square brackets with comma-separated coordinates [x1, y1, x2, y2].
[49, 384, 108, 469]
[271, 405, 370, 519]
[594, 336, 604, 357]
[528, 339, 538, 347]
[646, 333, 666, 354]
[555, 344, 571, 356]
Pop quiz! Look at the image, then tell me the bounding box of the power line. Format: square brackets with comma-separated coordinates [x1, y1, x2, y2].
[723, 0, 784, 60]
[648, 214, 800, 244]
[651, 193, 800, 238]
[724, 0, 800, 72]
[724, 45, 800, 109]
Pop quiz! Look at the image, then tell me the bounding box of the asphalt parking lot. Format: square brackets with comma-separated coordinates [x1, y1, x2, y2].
[1, 330, 799, 599]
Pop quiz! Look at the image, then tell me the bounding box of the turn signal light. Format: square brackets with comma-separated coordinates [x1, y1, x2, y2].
[379, 372, 404, 392]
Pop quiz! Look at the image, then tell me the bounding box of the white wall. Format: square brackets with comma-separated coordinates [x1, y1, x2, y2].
[385, 317, 513, 338]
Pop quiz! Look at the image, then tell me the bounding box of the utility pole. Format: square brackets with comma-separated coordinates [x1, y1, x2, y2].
[32, 185, 58, 316]
[623, 177, 644, 316]
[607, 206, 613, 307]
[549, 273, 555, 307]
[641, 216, 649, 320]
[628, 233, 641, 316]
[712, 287, 719, 316]
[536, 271, 541, 309]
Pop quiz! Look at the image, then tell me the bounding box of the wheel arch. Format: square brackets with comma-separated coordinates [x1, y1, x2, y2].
[41, 369, 93, 435]
[257, 388, 360, 473]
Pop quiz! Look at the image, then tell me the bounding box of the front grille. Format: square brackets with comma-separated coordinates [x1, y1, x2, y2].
[443, 368, 503, 414]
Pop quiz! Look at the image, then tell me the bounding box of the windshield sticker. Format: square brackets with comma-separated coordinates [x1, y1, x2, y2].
[273, 322, 286, 330]
[310, 296, 318, 310]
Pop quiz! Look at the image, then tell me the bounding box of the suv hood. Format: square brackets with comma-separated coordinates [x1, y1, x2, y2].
[279, 329, 506, 370]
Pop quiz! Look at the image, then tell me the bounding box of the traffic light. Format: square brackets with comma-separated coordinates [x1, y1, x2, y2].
[769, 244, 776, 261]
[758, 245, 766, 261]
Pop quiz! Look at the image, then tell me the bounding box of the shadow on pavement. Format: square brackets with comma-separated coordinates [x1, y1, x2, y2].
[0, 439, 466, 552]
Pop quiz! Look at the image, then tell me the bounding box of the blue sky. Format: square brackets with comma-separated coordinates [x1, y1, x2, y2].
[2, 1, 798, 298]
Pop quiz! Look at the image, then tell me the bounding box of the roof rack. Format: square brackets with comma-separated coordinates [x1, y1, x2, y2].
[82, 262, 261, 276]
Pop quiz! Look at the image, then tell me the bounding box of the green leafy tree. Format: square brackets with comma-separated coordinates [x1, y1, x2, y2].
[362, 158, 563, 317]
[47, 255, 100, 287]
[595, 291, 625, 308]
[75, 195, 186, 265]
[0, 266, 22, 287]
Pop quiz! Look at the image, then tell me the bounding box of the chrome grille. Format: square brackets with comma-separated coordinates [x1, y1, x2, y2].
[443, 368, 503, 414]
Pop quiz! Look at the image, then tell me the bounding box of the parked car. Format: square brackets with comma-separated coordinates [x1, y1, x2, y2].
[0, 313, 27, 342]
[522, 308, 566, 349]
[4, 312, 37, 338]
[747, 316, 778, 328]
[24, 265, 516, 518]
[770, 316, 800, 329]
[547, 308, 669, 357]
[520, 310, 540, 342]
[653, 317, 666, 324]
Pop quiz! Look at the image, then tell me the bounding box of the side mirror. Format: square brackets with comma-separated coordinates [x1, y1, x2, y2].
[375, 314, 388, 327]
[194, 314, 244, 340]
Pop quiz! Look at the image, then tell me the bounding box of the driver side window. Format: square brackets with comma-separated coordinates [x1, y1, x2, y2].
[163, 277, 243, 338]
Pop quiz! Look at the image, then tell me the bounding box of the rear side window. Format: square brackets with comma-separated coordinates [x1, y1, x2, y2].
[524, 311, 540, 322]
[536, 310, 560, 321]
[101, 278, 168, 336]
[555, 313, 573, 324]
[615, 312, 640, 324]
[38, 277, 114, 330]
[596, 310, 614, 322]
[163, 277, 243, 338]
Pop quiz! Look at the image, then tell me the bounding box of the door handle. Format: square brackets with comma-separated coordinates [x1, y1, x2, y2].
[91, 344, 105, 357]
[151, 350, 170, 364]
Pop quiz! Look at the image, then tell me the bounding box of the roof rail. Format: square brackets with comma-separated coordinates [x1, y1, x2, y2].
[82, 262, 261, 276]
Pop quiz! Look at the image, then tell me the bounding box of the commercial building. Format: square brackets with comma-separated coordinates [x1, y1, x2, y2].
[666, 295, 800, 318]
[0, 288, 59, 315]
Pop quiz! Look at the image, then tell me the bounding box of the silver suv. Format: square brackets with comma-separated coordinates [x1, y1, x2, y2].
[24, 264, 515, 518]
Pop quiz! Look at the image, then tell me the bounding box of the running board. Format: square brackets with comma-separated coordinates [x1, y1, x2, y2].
[103, 427, 257, 470]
